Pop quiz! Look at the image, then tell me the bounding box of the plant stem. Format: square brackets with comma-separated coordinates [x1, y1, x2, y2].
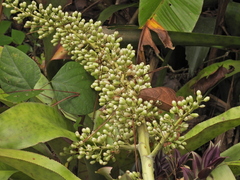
[137, 123, 155, 180]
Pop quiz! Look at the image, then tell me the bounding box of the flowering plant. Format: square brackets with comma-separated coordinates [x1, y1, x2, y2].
[1, 1, 212, 179]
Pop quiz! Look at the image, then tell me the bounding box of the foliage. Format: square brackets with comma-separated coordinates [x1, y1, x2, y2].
[154, 142, 227, 180]
[0, 20, 30, 53]
[0, 0, 240, 180]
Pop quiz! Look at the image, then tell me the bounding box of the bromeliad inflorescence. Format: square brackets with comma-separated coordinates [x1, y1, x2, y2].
[3, 0, 210, 179]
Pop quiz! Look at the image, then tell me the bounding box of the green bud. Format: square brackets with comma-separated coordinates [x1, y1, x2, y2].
[191, 113, 199, 118]
[196, 90, 201, 96]
[172, 100, 177, 106]
[203, 96, 210, 102]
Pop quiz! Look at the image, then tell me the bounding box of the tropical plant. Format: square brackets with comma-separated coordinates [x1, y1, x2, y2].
[0, 0, 240, 180]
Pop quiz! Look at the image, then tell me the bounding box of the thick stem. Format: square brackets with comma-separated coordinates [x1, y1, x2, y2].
[137, 123, 155, 180]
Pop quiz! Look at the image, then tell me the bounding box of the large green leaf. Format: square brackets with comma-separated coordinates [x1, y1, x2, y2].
[186, 17, 216, 75]
[110, 28, 240, 48]
[224, 161, 240, 176]
[0, 88, 15, 107]
[207, 164, 236, 180]
[0, 162, 18, 180]
[51, 61, 97, 115]
[0, 148, 81, 180]
[98, 3, 138, 24]
[34, 74, 54, 105]
[225, 1, 240, 36]
[220, 143, 240, 176]
[5, 90, 43, 103]
[181, 106, 240, 154]
[0, 102, 77, 149]
[0, 45, 41, 92]
[139, 0, 203, 32]
[221, 143, 240, 162]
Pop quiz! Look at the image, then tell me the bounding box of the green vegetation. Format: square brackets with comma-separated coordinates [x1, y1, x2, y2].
[0, 0, 240, 180]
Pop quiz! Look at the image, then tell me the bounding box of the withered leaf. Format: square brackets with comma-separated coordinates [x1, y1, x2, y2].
[51, 45, 70, 61]
[138, 86, 183, 111]
[137, 25, 160, 63]
[146, 18, 174, 50]
[191, 66, 234, 94]
[137, 18, 174, 64]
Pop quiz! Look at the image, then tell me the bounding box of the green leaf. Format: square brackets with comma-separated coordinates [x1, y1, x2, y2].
[0, 102, 77, 149]
[0, 21, 11, 35]
[138, 0, 203, 32]
[225, 161, 240, 176]
[98, 3, 138, 24]
[0, 45, 41, 92]
[17, 44, 31, 53]
[0, 89, 16, 107]
[34, 74, 54, 105]
[177, 60, 240, 97]
[221, 143, 240, 162]
[51, 61, 97, 115]
[0, 35, 12, 45]
[9, 171, 33, 180]
[0, 170, 18, 180]
[47, 138, 72, 163]
[0, 162, 18, 180]
[207, 164, 236, 180]
[225, 1, 240, 36]
[11, 29, 25, 45]
[181, 106, 240, 154]
[114, 28, 240, 48]
[0, 148, 81, 180]
[5, 90, 43, 103]
[186, 17, 216, 75]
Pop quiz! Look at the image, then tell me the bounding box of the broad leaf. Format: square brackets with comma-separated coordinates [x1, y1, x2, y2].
[0, 148, 81, 180]
[34, 74, 54, 105]
[0, 35, 12, 45]
[16, 44, 31, 53]
[139, 0, 203, 32]
[0, 162, 18, 180]
[11, 29, 25, 45]
[112, 29, 240, 48]
[225, 1, 240, 36]
[98, 3, 138, 24]
[186, 17, 216, 76]
[0, 102, 77, 149]
[5, 90, 43, 103]
[221, 143, 240, 162]
[181, 106, 240, 154]
[0, 21, 11, 35]
[224, 161, 240, 176]
[207, 164, 236, 180]
[0, 88, 15, 107]
[51, 61, 97, 115]
[0, 45, 41, 92]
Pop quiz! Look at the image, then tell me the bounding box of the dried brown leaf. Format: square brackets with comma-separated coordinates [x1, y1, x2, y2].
[146, 18, 174, 50]
[51, 45, 70, 61]
[137, 25, 160, 63]
[137, 18, 174, 64]
[138, 87, 183, 111]
[191, 66, 234, 94]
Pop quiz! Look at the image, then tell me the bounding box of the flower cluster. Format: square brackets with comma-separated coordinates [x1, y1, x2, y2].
[3, 0, 210, 167]
[146, 90, 210, 153]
